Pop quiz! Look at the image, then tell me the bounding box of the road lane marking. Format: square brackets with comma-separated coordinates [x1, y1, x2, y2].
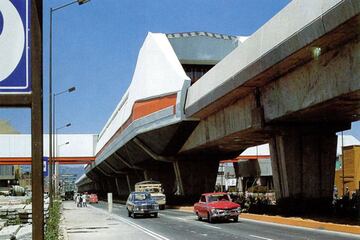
[202, 224, 222, 230]
[90, 205, 170, 240]
[249, 235, 274, 240]
[159, 213, 222, 230]
[116, 216, 170, 240]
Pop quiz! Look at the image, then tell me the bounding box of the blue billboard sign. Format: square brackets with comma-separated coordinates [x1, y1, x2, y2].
[43, 157, 49, 177]
[0, 0, 31, 93]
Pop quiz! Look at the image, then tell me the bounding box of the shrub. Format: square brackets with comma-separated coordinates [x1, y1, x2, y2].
[45, 201, 61, 240]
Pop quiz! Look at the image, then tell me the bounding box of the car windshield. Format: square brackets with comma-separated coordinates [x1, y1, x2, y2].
[207, 194, 230, 202]
[134, 193, 151, 201]
[145, 188, 159, 193]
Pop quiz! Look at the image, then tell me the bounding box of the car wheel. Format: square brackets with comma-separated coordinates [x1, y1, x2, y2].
[132, 212, 137, 219]
[196, 212, 202, 221]
[233, 216, 239, 222]
[159, 205, 165, 210]
[207, 212, 213, 223]
[128, 210, 131, 217]
[153, 213, 158, 218]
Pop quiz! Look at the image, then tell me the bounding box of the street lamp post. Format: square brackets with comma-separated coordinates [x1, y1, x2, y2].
[53, 87, 76, 186]
[54, 123, 71, 197]
[55, 141, 70, 197]
[48, 0, 90, 206]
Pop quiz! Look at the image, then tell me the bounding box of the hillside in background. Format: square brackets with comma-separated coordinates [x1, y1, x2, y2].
[59, 165, 85, 179]
[0, 120, 19, 134]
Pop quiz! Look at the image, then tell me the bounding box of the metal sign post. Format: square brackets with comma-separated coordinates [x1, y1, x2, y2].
[0, 0, 43, 239]
[31, 1, 44, 239]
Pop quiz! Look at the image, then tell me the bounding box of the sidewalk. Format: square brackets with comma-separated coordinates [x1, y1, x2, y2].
[61, 201, 152, 240]
[172, 206, 360, 235]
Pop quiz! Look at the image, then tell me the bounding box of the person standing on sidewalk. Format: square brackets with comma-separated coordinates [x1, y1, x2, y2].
[82, 193, 87, 207]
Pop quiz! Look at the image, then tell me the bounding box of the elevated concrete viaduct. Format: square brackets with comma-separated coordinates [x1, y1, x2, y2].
[79, 0, 360, 210]
[80, 29, 241, 202]
[182, 0, 360, 209]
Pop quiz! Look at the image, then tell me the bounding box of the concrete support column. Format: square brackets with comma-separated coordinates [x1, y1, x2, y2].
[101, 180, 108, 193]
[109, 175, 130, 199]
[126, 175, 132, 192]
[173, 161, 184, 195]
[270, 128, 337, 212]
[125, 171, 145, 192]
[173, 157, 220, 202]
[143, 170, 149, 181]
[115, 178, 121, 197]
[140, 162, 176, 196]
[106, 178, 116, 195]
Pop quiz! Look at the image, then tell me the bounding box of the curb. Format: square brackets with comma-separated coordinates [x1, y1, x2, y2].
[60, 223, 69, 240]
[60, 204, 69, 240]
[171, 206, 360, 235]
[241, 213, 360, 235]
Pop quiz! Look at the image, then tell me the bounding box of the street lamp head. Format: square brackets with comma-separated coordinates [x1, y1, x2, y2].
[68, 87, 76, 93]
[66, 123, 71, 127]
[65, 141, 70, 145]
[78, 0, 90, 5]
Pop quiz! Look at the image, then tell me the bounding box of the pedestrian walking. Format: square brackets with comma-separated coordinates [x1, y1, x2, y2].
[79, 194, 83, 207]
[76, 194, 80, 207]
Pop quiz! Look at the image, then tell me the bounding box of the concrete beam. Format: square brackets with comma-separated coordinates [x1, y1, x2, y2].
[181, 93, 266, 153]
[182, 26, 360, 153]
[103, 161, 127, 175]
[133, 137, 173, 162]
[113, 152, 143, 170]
[261, 35, 360, 123]
[185, 0, 360, 118]
[97, 166, 113, 177]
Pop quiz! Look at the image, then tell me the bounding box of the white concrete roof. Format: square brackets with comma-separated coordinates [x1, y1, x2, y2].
[96, 32, 189, 154]
[0, 134, 97, 157]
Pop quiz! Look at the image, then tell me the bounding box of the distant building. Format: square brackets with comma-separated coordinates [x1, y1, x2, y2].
[335, 144, 360, 197]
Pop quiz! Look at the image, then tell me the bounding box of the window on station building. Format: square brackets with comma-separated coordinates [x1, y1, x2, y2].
[182, 64, 214, 84]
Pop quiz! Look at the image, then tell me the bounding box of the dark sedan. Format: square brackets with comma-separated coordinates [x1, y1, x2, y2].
[126, 191, 159, 218]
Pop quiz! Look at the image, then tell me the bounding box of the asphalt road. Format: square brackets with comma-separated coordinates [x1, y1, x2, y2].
[91, 202, 360, 240]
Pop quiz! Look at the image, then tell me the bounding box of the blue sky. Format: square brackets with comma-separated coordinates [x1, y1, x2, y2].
[0, 0, 359, 140]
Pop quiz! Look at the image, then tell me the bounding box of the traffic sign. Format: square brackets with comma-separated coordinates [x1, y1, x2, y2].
[43, 157, 48, 177]
[0, 0, 31, 93]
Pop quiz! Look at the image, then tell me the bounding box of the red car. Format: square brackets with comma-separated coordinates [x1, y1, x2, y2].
[194, 192, 240, 223]
[89, 193, 98, 204]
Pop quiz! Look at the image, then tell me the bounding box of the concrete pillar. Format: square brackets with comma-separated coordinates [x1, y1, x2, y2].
[110, 175, 130, 199]
[126, 175, 132, 192]
[115, 178, 121, 197]
[139, 162, 176, 196]
[270, 129, 337, 213]
[143, 170, 149, 181]
[125, 170, 145, 192]
[173, 161, 184, 195]
[174, 157, 220, 202]
[106, 178, 116, 195]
